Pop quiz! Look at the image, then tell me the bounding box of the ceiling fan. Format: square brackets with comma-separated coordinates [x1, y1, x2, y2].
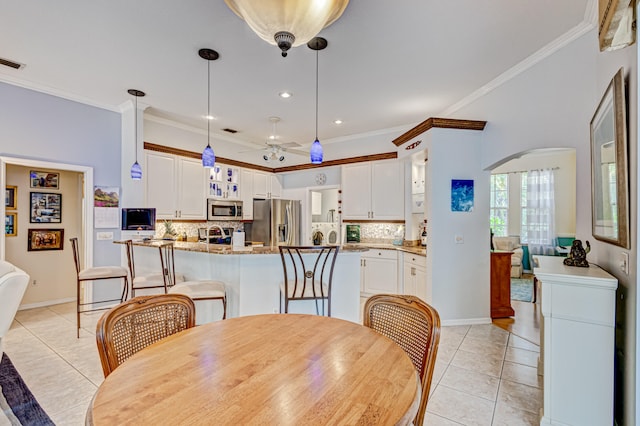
[238, 117, 308, 162]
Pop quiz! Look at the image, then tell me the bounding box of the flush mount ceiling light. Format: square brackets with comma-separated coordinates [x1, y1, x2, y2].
[224, 0, 348, 57]
[279, 91, 292, 99]
[309, 37, 327, 164]
[200, 48, 219, 168]
[128, 89, 145, 180]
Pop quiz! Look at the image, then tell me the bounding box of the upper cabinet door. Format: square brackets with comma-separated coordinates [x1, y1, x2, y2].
[177, 157, 207, 220]
[342, 163, 372, 220]
[270, 174, 282, 198]
[253, 171, 269, 198]
[241, 168, 254, 220]
[371, 160, 404, 220]
[145, 151, 178, 219]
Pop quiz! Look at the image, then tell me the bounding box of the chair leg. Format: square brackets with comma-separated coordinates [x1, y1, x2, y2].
[532, 277, 538, 303]
[76, 278, 81, 338]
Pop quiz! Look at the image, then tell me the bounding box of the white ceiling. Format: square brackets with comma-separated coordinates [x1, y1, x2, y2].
[0, 0, 592, 163]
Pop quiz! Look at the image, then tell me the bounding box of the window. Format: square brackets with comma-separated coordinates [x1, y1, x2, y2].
[521, 170, 555, 253]
[490, 174, 508, 236]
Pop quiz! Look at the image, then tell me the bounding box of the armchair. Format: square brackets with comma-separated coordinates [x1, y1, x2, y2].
[0, 261, 30, 357]
[492, 236, 523, 278]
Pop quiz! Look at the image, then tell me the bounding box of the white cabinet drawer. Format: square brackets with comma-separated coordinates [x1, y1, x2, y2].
[363, 249, 397, 260]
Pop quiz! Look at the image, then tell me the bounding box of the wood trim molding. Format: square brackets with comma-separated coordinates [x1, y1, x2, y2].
[392, 117, 487, 147]
[145, 142, 398, 174]
[274, 152, 397, 173]
[144, 142, 274, 173]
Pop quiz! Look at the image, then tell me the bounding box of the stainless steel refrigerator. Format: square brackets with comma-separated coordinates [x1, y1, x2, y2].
[252, 199, 301, 246]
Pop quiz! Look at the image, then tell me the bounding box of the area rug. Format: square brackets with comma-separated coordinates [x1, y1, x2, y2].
[0, 353, 54, 426]
[511, 277, 534, 302]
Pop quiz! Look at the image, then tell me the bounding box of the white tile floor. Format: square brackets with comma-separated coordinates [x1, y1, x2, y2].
[4, 303, 542, 425]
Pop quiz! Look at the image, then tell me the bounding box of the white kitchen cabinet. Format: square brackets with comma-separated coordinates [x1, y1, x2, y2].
[253, 171, 282, 199]
[208, 164, 240, 200]
[402, 253, 428, 301]
[342, 160, 404, 220]
[145, 151, 207, 220]
[360, 249, 398, 295]
[241, 168, 254, 220]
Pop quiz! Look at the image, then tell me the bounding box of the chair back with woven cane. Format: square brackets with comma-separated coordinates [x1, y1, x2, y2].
[96, 294, 195, 377]
[279, 245, 339, 316]
[363, 294, 440, 425]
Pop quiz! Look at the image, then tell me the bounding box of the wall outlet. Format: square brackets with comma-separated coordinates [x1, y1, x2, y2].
[97, 232, 113, 240]
[620, 252, 629, 275]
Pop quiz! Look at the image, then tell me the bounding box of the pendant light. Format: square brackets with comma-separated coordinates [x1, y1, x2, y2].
[128, 89, 145, 180]
[308, 37, 327, 164]
[200, 48, 219, 168]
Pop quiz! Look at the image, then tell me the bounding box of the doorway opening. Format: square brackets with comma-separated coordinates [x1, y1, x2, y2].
[1, 156, 94, 308]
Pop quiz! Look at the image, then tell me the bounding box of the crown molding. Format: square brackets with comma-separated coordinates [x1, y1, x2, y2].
[392, 118, 487, 147]
[440, 19, 596, 117]
[0, 74, 120, 113]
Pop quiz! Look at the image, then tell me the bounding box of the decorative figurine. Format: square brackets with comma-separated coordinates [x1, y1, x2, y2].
[563, 239, 590, 267]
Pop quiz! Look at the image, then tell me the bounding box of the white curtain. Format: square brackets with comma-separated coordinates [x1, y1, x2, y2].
[526, 169, 556, 255]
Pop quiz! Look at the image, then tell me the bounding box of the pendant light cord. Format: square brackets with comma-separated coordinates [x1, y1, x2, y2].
[207, 59, 211, 147]
[134, 94, 138, 163]
[315, 48, 319, 140]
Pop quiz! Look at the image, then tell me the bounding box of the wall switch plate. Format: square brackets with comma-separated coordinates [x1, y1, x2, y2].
[620, 252, 629, 274]
[97, 232, 113, 240]
[454, 235, 464, 244]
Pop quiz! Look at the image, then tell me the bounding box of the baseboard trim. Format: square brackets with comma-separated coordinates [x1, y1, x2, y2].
[441, 317, 492, 327]
[18, 298, 75, 310]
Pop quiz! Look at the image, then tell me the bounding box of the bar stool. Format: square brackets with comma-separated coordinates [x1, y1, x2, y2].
[70, 237, 129, 338]
[158, 242, 227, 324]
[279, 245, 339, 316]
[124, 240, 184, 298]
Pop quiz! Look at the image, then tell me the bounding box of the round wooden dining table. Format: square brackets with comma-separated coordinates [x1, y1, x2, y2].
[87, 314, 420, 425]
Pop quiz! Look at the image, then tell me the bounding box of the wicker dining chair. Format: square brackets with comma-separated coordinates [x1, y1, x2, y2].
[95, 294, 195, 377]
[279, 245, 339, 316]
[363, 294, 441, 425]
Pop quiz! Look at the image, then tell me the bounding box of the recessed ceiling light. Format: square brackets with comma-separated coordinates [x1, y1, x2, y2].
[334, 119, 343, 125]
[205, 115, 215, 120]
[279, 91, 292, 99]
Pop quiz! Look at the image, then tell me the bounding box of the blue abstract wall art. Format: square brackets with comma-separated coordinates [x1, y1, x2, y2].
[451, 179, 474, 212]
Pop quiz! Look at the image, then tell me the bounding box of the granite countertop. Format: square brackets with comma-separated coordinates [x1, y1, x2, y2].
[115, 240, 369, 255]
[343, 242, 426, 257]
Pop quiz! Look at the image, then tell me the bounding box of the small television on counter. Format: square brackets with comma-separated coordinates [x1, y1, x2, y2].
[121, 208, 156, 232]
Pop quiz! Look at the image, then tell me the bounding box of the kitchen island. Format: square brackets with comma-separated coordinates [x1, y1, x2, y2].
[121, 240, 367, 323]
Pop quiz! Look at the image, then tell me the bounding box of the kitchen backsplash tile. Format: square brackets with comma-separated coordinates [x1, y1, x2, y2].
[359, 223, 405, 243]
[153, 220, 243, 240]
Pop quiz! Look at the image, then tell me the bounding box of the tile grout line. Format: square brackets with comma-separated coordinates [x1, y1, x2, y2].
[14, 307, 101, 389]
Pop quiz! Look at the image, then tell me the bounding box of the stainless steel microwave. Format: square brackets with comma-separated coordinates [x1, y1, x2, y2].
[207, 199, 242, 221]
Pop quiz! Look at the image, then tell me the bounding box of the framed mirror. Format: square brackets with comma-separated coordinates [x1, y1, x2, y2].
[590, 67, 629, 248]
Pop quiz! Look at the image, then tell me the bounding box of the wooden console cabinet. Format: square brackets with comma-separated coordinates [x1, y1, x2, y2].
[490, 251, 514, 318]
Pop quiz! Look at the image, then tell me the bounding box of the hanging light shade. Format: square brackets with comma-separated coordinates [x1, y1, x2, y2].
[128, 89, 145, 180]
[200, 48, 219, 168]
[308, 37, 327, 164]
[224, 0, 348, 57]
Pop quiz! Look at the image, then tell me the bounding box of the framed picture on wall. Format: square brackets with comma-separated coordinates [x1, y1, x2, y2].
[30, 170, 59, 189]
[451, 179, 474, 212]
[5, 186, 17, 210]
[5, 212, 17, 237]
[27, 228, 64, 251]
[30, 192, 62, 223]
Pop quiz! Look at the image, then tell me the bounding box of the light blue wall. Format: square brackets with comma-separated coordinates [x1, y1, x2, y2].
[0, 82, 123, 269]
